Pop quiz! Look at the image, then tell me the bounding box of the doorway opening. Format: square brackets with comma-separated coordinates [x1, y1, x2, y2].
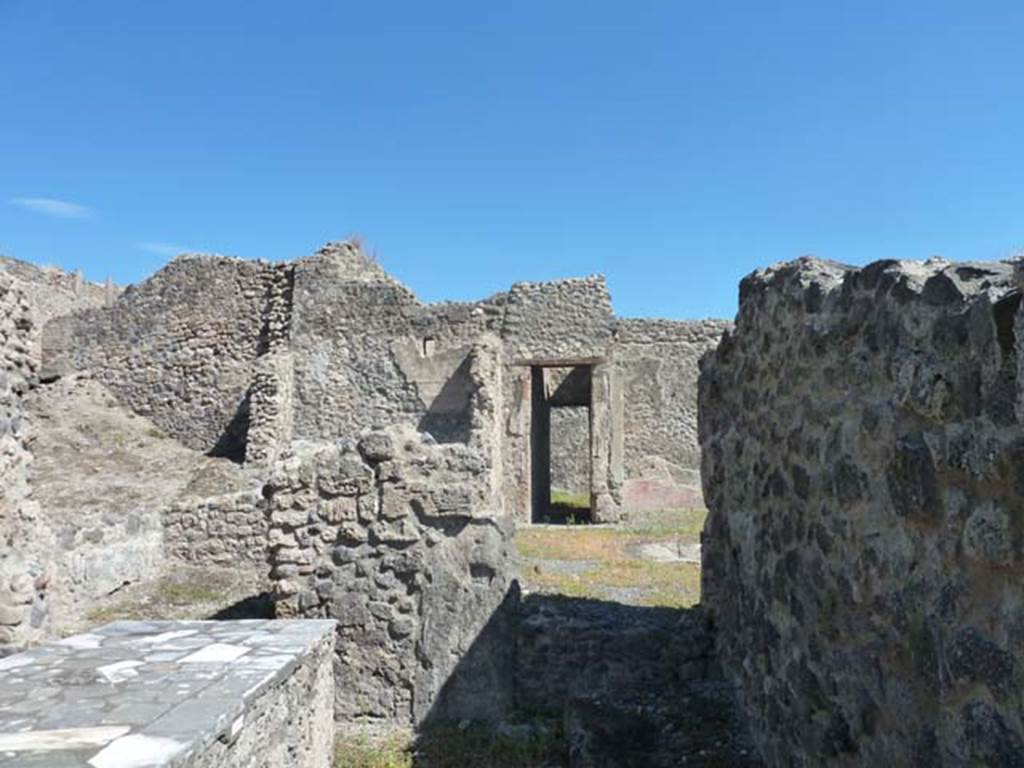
[531, 365, 593, 524]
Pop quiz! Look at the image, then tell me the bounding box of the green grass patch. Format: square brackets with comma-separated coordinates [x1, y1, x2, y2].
[523, 559, 701, 608]
[334, 719, 563, 768]
[549, 489, 590, 510]
[516, 508, 706, 608]
[334, 731, 411, 768]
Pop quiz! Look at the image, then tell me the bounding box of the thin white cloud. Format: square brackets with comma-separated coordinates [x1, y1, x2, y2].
[137, 242, 193, 257]
[10, 196, 93, 220]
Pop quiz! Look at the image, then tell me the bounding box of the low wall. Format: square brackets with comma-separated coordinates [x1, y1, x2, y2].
[267, 427, 517, 725]
[0, 619, 335, 767]
[701, 257, 1024, 765]
[516, 596, 715, 714]
[164, 489, 269, 566]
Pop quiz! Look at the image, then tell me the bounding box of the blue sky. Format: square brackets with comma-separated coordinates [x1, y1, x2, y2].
[2, 1, 1023, 319]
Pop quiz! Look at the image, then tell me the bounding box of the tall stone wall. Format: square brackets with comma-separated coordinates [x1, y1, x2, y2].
[290, 244, 506, 448]
[0, 257, 141, 644]
[700, 256, 1024, 765]
[616, 318, 728, 512]
[0, 275, 50, 651]
[497, 277, 619, 519]
[42, 255, 271, 454]
[32, 242, 722, 524]
[289, 245, 425, 441]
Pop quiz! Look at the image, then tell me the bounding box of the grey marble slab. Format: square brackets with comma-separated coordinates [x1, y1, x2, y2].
[0, 619, 335, 767]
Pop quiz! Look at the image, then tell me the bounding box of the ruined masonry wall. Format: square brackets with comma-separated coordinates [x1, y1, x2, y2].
[516, 597, 715, 716]
[246, 350, 295, 466]
[0, 275, 50, 651]
[500, 277, 615, 362]
[549, 406, 590, 495]
[700, 256, 1024, 766]
[498, 277, 618, 517]
[0, 255, 114, 328]
[289, 246, 426, 442]
[0, 257, 152, 651]
[42, 255, 271, 453]
[39, 242, 723, 524]
[615, 318, 728, 475]
[616, 318, 727, 512]
[164, 489, 269, 566]
[289, 245, 504, 447]
[268, 427, 516, 726]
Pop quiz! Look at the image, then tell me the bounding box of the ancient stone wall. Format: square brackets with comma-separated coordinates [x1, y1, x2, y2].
[34, 242, 721, 525]
[18, 372, 264, 635]
[549, 406, 590, 495]
[289, 245, 427, 441]
[0, 259, 114, 651]
[246, 350, 295, 466]
[289, 244, 503, 447]
[616, 318, 727, 512]
[267, 426, 516, 726]
[0, 275, 50, 651]
[42, 255, 271, 454]
[516, 596, 715, 715]
[164, 489, 268, 566]
[0, 255, 115, 327]
[497, 277, 619, 519]
[700, 256, 1024, 765]
[500, 276, 615, 362]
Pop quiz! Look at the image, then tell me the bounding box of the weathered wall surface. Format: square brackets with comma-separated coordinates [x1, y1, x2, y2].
[42, 255, 271, 454]
[290, 244, 508, 449]
[164, 488, 268, 566]
[497, 278, 619, 519]
[0, 275, 50, 651]
[20, 375, 260, 631]
[268, 426, 517, 726]
[33, 241, 722, 524]
[0, 259, 114, 652]
[290, 245, 425, 441]
[245, 350, 295, 466]
[549, 406, 590, 495]
[0, 255, 115, 327]
[616, 318, 727, 512]
[500, 277, 615, 362]
[517, 596, 715, 715]
[701, 256, 1024, 766]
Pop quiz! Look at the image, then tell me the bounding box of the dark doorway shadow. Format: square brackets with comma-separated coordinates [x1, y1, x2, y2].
[534, 502, 593, 525]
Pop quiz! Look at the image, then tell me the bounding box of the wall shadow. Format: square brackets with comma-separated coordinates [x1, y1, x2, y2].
[413, 590, 760, 767]
[207, 393, 250, 463]
[207, 591, 273, 620]
[418, 356, 474, 444]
